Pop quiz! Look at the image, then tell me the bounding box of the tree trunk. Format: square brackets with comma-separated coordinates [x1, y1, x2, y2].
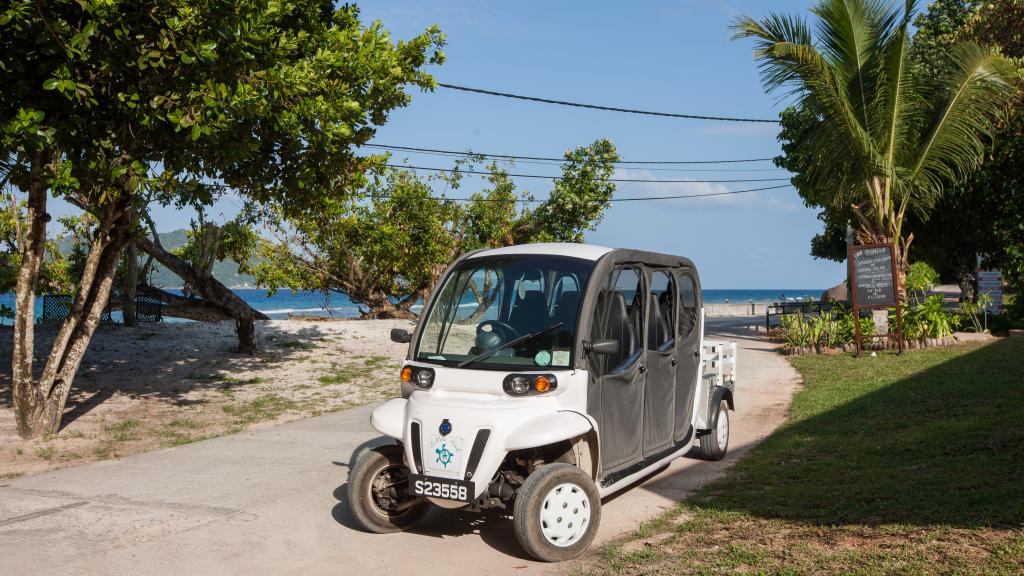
[236, 316, 256, 354]
[358, 298, 418, 320]
[12, 151, 51, 439]
[137, 236, 268, 350]
[14, 188, 135, 438]
[136, 285, 237, 322]
[123, 239, 138, 327]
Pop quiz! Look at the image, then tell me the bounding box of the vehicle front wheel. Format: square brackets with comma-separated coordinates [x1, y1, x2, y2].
[699, 400, 730, 461]
[513, 463, 601, 562]
[347, 444, 429, 533]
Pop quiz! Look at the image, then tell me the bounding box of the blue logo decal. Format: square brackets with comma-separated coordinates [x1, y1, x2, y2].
[435, 443, 455, 468]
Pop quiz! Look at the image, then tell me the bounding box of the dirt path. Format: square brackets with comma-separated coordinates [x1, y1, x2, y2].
[0, 318, 800, 576]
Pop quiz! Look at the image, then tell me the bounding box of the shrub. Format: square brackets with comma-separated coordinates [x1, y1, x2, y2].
[959, 292, 994, 333]
[778, 313, 812, 348]
[897, 294, 961, 339]
[905, 261, 939, 302]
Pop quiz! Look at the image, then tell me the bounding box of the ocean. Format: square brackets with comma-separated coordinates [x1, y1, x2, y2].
[0, 288, 823, 322]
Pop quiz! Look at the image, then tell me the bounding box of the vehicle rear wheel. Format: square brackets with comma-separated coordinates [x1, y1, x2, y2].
[348, 444, 429, 533]
[513, 463, 601, 562]
[699, 400, 730, 461]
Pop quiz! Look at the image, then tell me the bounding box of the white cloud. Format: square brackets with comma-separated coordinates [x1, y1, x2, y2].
[611, 168, 800, 212]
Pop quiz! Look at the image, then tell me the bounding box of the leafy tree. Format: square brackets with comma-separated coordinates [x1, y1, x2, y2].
[0, 0, 443, 438]
[250, 139, 621, 318]
[531, 139, 619, 242]
[733, 0, 1017, 285]
[0, 190, 75, 295]
[909, 0, 1024, 289]
[776, 0, 1024, 294]
[249, 168, 463, 318]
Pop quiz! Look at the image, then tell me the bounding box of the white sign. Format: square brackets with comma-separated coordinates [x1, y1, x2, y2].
[977, 268, 1003, 313]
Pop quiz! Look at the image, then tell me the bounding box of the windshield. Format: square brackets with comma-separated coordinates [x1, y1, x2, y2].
[415, 255, 594, 370]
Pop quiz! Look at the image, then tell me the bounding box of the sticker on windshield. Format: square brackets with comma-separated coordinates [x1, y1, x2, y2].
[534, 350, 552, 366]
[551, 349, 570, 366]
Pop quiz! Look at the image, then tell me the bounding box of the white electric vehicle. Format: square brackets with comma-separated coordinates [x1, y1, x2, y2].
[348, 243, 736, 562]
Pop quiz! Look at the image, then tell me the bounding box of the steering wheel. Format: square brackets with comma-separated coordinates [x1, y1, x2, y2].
[475, 320, 520, 350]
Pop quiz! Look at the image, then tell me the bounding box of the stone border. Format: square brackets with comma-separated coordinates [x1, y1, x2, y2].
[781, 332, 996, 356]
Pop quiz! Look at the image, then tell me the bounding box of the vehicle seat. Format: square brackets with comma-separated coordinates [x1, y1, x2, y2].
[648, 294, 671, 350]
[551, 291, 581, 327]
[606, 293, 637, 369]
[509, 291, 546, 334]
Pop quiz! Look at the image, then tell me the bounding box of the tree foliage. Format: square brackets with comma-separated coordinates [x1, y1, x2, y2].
[776, 0, 1024, 290]
[734, 0, 1017, 281]
[250, 139, 621, 318]
[910, 0, 1024, 287]
[249, 168, 463, 317]
[0, 0, 444, 437]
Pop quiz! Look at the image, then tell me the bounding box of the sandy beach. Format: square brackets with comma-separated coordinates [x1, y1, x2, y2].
[0, 318, 414, 479]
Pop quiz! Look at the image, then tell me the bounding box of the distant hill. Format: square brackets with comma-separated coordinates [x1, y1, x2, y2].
[57, 229, 256, 289]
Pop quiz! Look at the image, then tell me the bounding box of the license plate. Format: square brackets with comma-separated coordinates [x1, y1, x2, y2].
[409, 474, 473, 502]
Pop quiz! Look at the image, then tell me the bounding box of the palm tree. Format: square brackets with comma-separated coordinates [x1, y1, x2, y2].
[732, 0, 1017, 282]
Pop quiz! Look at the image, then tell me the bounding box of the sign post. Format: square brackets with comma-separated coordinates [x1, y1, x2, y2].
[849, 243, 903, 356]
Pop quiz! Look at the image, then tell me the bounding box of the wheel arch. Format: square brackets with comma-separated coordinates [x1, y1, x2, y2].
[504, 410, 600, 480]
[711, 385, 734, 412]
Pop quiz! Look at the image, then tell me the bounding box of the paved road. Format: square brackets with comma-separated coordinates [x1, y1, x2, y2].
[0, 318, 799, 576]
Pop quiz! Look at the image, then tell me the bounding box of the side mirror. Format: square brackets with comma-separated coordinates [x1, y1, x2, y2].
[586, 339, 619, 356]
[390, 328, 412, 344]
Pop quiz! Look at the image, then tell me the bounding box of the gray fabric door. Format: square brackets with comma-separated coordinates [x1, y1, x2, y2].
[588, 267, 646, 474]
[642, 269, 677, 457]
[673, 270, 701, 442]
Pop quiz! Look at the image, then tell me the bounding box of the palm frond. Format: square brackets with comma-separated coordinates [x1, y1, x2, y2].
[871, 0, 924, 177]
[811, 0, 900, 128]
[732, 11, 879, 192]
[910, 42, 1017, 201]
[731, 13, 815, 98]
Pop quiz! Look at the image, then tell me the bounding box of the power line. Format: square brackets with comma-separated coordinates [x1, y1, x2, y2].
[205, 180, 792, 202]
[403, 183, 792, 203]
[383, 163, 790, 184]
[385, 150, 782, 172]
[364, 143, 777, 165]
[610, 184, 790, 202]
[436, 83, 779, 124]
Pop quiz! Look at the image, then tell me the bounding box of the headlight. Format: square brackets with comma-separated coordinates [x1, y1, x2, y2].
[400, 366, 435, 389]
[415, 368, 435, 387]
[508, 376, 531, 395]
[503, 374, 558, 396]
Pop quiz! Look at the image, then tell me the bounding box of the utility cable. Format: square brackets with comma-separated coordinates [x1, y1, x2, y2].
[436, 83, 779, 123]
[404, 183, 793, 203]
[364, 143, 776, 165]
[383, 163, 790, 184]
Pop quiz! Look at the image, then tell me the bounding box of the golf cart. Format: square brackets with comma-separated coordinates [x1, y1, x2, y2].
[348, 243, 736, 562]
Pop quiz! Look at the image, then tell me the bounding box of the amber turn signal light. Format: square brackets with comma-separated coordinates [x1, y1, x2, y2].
[400, 366, 413, 383]
[533, 375, 552, 393]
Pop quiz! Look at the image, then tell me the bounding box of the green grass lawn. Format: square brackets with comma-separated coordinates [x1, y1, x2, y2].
[584, 338, 1024, 575]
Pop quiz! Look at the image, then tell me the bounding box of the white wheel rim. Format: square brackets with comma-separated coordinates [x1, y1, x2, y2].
[539, 482, 591, 548]
[716, 408, 729, 448]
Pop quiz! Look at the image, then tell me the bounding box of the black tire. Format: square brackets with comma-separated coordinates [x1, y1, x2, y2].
[699, 400, 730, 461]
[347, 444, 429, 533]
[513, 463, 601, 562]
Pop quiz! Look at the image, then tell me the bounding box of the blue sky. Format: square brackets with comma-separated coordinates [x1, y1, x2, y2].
[355, 0, 844, 289]
[63, 0, 845, 290]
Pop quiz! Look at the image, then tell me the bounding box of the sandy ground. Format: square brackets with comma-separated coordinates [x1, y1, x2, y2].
[0, 318, 415, 479]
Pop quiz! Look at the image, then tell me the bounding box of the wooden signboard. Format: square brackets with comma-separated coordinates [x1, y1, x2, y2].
[848, 243, 903, 355]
